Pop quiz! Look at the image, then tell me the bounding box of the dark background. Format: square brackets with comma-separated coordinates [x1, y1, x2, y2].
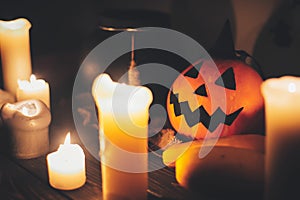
[0, 2, 298, 199]
[0, 0, 299, 130]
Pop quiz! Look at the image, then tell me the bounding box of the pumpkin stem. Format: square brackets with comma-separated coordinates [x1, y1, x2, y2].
[209, 20, 236, 60]
[235, 50, 265, 80]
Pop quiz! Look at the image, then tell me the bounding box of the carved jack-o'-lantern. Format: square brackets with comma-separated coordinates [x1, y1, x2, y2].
[166, 59, 264, 140]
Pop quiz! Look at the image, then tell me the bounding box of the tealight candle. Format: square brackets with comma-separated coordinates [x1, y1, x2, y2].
[0, 18, 32, 96]
[0, 99, 51, 159]
[92, 73, 153, 200]
[16, 74, 50, 108]
[261, 76, 300, 200]
[47, 132, 86, 190]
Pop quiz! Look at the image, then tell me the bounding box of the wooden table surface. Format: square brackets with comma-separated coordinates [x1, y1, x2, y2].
[0, 114, 191, 200]
[0, 79, 191, 200]
[0, 146, 188, 200]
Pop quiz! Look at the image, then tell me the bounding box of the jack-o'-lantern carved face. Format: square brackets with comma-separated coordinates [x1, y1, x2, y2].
[166, 59, 264, 139]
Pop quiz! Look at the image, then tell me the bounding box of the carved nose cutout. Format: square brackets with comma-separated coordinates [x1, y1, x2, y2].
[194, 84, 207, 97]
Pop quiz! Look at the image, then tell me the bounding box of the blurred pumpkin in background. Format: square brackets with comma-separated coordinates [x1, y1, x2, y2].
[166, 21, 265, 140]
[166, 59, 264, 139]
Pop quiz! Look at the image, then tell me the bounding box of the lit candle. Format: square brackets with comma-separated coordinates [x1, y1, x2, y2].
[47, 132, 86, 190]
[0, 99, 51, 159]
[92, 73, 153, 200]
[261, 76, 300, 200]
[0, 18, 32, 96]
[16, 74, 50, 108]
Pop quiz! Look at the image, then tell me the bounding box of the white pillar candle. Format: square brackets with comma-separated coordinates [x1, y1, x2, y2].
[0, 99, 51, 159]
[47, 132, 86, 190]
[0, 18, 32, 96]
[261, 76, 300, 200]
[92, 73, 153, 200]
[16, 74, 50, 108]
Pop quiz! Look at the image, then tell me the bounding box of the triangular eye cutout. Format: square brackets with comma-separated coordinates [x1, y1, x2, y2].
[194, 84, 207, 97]
[184, 61, 203, 79]
[215, 67, 236, 90]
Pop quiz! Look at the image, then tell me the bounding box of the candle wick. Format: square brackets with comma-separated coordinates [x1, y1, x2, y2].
[128, 33, 140, 86]
[131, 34, 135, 63]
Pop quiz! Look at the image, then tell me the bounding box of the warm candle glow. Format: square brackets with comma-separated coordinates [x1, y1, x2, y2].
[16, 74, 50, 108]
[47, 132, 86, 190]
[64, 132, 71, 145]
[288, 83, 296, 93]
[0, 18, 32, 96]
[92, 73, 153, 200]
[0, 99, 51, 159]
[0, 18, 31, 31]
[17, 101, 38, 117]
[18, 74, 47, 91]
[262, 76, 300, 199]
[1, 20, 25, 30]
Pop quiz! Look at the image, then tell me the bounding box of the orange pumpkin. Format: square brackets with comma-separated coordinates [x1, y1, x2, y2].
[166, 59, 264, 139]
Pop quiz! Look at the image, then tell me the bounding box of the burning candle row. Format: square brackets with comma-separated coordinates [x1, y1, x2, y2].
[0, 18, 50, 108]
[0, 18, 51, 159]
[2, 16, 299, 200]
[0, 18, 86, 191]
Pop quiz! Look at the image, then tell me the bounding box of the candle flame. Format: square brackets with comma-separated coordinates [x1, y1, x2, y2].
[64, 132, 71, 145]
[128, 34, 140, 86]
[30, 74, 37, 82]
[17, 74, 46, 91]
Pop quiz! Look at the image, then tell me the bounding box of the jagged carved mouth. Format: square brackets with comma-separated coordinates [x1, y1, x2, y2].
[170, 91, 243, 132]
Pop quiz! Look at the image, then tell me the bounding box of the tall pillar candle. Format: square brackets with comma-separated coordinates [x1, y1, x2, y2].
[261, 76, 300, 200]
[16, 74, 50, 108]
[92, 73, 152, 200]
[0, 18, 32, 96]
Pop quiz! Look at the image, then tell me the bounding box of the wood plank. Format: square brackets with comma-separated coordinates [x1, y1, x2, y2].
[2, 117, 189, 200]
[15, 141, 189, 200]
[0, 155, 68, 200]
[15, 151, 103, 200]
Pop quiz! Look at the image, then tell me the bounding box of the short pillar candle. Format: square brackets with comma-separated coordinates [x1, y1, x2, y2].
[47, 133, 86, 190]
[16, 74, 50, 109]
[0, 99, 51, 159]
